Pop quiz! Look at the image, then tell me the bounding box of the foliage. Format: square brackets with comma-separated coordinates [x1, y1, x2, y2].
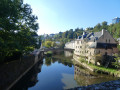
[43, 40, 56, 48]
[112, 54, 120, 69]
[88, 63, 119, 74]
[0, 0, 39, 61]
[117, 45, 120, 51]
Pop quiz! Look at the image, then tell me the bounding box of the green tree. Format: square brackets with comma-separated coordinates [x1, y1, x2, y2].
[112, 54, 120, 69]
[101, 21, 108, 29]
[0, 0, 39, 62]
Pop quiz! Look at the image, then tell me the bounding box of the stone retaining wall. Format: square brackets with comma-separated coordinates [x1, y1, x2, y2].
[0, 51, 44, 90]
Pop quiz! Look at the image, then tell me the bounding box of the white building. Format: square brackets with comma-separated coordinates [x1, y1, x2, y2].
[64, 41, 75, 49]
[73, 29, 118, 65]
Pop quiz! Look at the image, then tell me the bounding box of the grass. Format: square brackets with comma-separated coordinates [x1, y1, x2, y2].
[78, 58, 120, 75]
[88, 63, 120, 75]
[46, 51, 53, 54]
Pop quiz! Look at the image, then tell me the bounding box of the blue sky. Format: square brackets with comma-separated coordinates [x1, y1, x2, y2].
[24, 0, 120, 35]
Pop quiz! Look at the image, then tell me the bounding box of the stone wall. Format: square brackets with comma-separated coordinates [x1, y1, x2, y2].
[0, 51, 44, 90]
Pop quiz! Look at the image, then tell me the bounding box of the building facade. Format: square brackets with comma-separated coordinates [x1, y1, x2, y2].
[64, 41, 75, 49]
[112, 17, 120, 24]
[73, 29, 118, 65]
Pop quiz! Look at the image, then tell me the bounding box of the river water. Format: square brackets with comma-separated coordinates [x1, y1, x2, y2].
[11, 51, 118, 90]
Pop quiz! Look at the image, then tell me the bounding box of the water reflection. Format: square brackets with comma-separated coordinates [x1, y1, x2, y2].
[11, 61, 43, 90]
[64, 51, 73, 57]
[11, 51, 118, 90]
[44, 55, 73, 67]
[74, 63, 118, 86]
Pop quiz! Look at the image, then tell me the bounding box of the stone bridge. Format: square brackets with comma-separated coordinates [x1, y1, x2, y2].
[43, 48, 74, 52]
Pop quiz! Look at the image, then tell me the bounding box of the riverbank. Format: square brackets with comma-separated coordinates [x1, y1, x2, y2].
[73, 54, 120, 77]
[68, 79, 120, 90]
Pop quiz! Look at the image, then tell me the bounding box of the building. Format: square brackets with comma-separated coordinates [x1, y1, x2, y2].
[73, 29, 118, 65]
[64, 41, 75, 49]
[49, 34, 55, 37]
[112, 17, 120, 24]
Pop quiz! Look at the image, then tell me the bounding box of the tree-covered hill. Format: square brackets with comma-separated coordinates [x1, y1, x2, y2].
[42, 21, 120, 49]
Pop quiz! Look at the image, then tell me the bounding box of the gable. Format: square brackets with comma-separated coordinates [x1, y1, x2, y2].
[97, 30, 117, 44]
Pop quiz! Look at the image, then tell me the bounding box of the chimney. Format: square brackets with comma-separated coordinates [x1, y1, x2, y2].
[102, 29, 105, 35]
[83, 31, 85, 35]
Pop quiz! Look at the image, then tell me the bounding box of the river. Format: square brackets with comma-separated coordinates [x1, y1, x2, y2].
[11, 51, 118, 90]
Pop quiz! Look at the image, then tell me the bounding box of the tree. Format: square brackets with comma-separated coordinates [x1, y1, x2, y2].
[0, 0, 39, 62]
[112, 54, 120, 69]
[101, 21, 108, 29]
[102, 21, 107, 26]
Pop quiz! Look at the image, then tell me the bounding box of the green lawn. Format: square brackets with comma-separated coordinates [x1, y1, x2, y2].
[88, 64, 120, 75]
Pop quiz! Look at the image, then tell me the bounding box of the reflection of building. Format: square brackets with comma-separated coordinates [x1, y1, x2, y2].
[74, 64, 114, 86]
[64, 51, 73, 57]
[74, 64, 95, 86]
[64, 41, 75, 49]
[73, 29, 118, 65]
[112, 17, 120, 24]
[11, 61, 43, 90]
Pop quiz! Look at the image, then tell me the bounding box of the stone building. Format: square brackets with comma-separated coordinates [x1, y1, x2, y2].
[73, 29, 118, 65]
[64, 40, 75, 49]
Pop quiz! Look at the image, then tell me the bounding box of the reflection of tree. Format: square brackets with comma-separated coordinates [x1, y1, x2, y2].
[45, 54, 73, 67]
[57, 58, 73, 67]
[11, 61, 43, 90]
[45, 57, 52, 66]
[74, 64, 115, 86]
[51, 57, 57, 63]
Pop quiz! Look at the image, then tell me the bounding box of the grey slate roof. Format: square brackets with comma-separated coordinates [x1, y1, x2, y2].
[88, 31, 102, 41]
[78, 30, 103, 42]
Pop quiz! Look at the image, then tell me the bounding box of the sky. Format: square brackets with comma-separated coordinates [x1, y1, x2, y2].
[24, 0, 120, 35]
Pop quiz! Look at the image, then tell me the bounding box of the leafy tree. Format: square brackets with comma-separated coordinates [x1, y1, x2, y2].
[112, 54, 120, 69]
[0, 0, 39, 62]
[101, 21, 108, 29]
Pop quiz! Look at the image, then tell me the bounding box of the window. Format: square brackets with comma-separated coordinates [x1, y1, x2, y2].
[105, 46, 107, 50]
[106, 39, 107, 43]
[94, 39, 95, 42]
